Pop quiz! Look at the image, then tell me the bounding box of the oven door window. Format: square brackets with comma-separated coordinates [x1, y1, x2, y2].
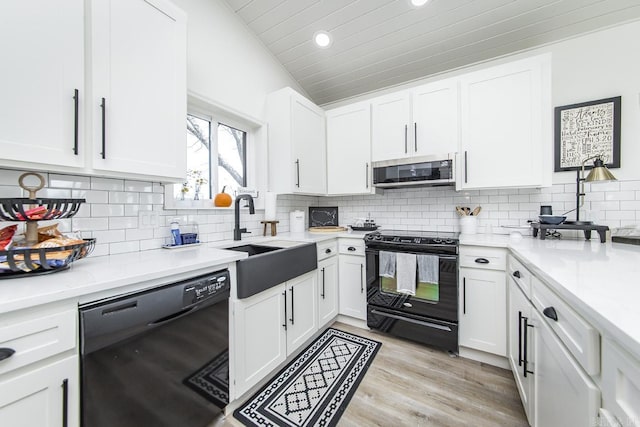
[380, 276, 439, 302]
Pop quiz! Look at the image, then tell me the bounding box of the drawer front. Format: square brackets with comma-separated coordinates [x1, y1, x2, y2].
[460, 246, 506, 271]
[508, 255, 531, 297]
[532, 276, 600, 375]
[339, 238, 365, 256]
[0, 309, 76, 375]
[317, 240, 338, 261]
[602, 338, 640, 427]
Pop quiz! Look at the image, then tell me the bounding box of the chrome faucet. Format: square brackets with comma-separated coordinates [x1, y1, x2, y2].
[234, 194, 255, 240]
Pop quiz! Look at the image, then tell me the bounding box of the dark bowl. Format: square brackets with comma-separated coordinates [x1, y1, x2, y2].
[539, 215, 566, 225]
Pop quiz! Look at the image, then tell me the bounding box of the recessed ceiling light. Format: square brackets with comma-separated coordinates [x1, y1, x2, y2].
[313, 31, 332, 48]
[410, 0, 430, 7]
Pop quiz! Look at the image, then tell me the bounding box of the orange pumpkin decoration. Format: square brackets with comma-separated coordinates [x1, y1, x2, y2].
[214, 186, 232, 207]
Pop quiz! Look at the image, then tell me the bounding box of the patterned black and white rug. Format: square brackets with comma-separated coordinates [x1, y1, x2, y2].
[183, 349, 229, 409]
[234, 328, 381, 427]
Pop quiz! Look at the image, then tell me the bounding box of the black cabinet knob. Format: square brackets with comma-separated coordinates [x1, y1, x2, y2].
[0, 348, 15, 361]
[325, 248, 332, 254]
[348, 246, 356, 251]
[512, 270, 521, 279]
[474, 258, 489, 264]
[543, 307, 558, 321]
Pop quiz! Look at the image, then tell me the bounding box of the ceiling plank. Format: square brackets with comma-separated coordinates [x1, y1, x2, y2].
[236, 0, 288, 24]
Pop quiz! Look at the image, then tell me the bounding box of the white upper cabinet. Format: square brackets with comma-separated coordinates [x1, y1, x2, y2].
[371, 92, 411, 161]
[0, 0, 85, 169]
[459, 55, 551, 190]
[91, 0, 187, 181]
[410, 79, 459, 157]
[267, 87, 326, 195]
[326, 102, 372, 195]
[371, 79, 458, 163]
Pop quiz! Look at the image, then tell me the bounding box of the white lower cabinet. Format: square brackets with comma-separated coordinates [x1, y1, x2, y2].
[338, 254, 366, 320]
[232, 284, 287, 397]
[459, 267, 506, 356]
[0, 356, 79, 427]
[534, 308, 600, 427]
[285, 272, 318, 352]
[601, 338, 640, 427]
[232, 271, 318, 397]
[508, 278, 535, 425]
[318, 257, 339, 327]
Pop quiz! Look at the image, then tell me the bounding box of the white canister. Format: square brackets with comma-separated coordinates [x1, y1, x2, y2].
[290, 210, 305, 233]
[459, 216, 477, 235]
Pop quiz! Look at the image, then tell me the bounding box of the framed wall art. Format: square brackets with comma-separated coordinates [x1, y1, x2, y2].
[554, 96, 621, 172]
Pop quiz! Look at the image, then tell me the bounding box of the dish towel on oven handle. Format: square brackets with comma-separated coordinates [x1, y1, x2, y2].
[417, 254, 439, 285]
[396, 253, 417, 296]
[379, 251, 396, 278]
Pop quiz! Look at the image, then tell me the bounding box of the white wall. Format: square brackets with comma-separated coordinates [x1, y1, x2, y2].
[171, 0, 304, 121]
[323, 19, 640, 184]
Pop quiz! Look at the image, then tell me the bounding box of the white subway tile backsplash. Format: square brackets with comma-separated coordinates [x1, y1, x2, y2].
[38, 188, 72, 198]
[49, 174, 90, 189]
[92, 204, 124, 218]
[124, 180, 153, 192]
[72, 189, 109, 204]
[91, 177, 124, 191]
[72, 217, 109, 231]
[109, 191, 139, 204]
[0, 185, 23, 198]
[92, 229, 126, 244]
[139, 193, 163, 205]
[109, 216, 138, 229]
[125, 228, 154, 241]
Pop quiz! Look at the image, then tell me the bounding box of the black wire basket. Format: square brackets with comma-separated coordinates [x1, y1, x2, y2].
[0, 238, 96, 279]
[0, 198, 85, 222]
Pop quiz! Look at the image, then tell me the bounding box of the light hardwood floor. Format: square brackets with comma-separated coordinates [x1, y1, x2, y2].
[212, 322, 528, 427]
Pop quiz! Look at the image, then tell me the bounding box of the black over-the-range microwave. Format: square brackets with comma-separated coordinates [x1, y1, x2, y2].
[372, 155, 455, 188]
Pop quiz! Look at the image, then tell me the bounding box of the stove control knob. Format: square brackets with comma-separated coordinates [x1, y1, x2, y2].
[374, 235, 382, 240]
[444, 239, 455, 244]
[433, 238, 442, 244]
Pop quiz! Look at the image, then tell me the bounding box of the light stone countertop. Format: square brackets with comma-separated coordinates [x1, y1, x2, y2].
[0, 231, 368, 315]
[462, 232, 640, 357]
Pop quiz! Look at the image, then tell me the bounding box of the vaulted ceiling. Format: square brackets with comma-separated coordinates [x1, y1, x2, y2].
[221, 0, 640, 105]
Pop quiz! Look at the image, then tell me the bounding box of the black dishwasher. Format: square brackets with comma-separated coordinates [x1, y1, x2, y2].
[80, 269, 230, 427]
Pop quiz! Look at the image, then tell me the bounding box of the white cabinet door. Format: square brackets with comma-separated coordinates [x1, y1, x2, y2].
[291, 96, 327, 195]
[339, 255, 367, 320]
[91, 0, 187, 181]
[534, 309, 600, 427]
[602, 338, 640, 427]
[410, 79, 458, 157]
[459, 55, 550, 190]
[371, 92, 411, 161]
[0, 0, 85, 169]
[286, 272, 318, 353]
[232, 284, 287, 397]
[459, 268, 506, 356]
[326, 102, 372, 195]
[508, 279, 535, 426]
[0, 355, 79, 427]
[318, 257, 339, 327]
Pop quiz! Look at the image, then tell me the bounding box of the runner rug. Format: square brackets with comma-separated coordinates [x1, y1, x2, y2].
[234, 328, 381, 427]
[183, 349, 229, 409]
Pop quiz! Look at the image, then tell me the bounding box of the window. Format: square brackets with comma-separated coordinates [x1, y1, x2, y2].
[178, 113, 247, 201]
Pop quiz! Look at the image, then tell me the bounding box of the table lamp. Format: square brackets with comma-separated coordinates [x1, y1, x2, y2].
[564, 154, 617, 225]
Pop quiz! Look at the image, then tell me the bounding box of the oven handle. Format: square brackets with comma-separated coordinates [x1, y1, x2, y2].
[366, 248, 457, 261]
[370, 309, 452, 332]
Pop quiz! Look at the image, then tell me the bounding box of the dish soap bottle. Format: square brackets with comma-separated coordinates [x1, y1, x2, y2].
[170, 219, 182, 246]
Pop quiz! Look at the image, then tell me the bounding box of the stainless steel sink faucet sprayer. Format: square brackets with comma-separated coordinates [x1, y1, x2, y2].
[234, 194, 255, 240]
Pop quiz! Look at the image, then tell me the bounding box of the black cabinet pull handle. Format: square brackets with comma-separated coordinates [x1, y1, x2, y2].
[414, 122, 417, 152]
[360, 264, 364, 293]
[73, 89, 79, 155]
[474, 258, 489, 264]
[464, 151, 468, 183]
[404, 124, 408, 153]
[543, 306, 558, 321]
[295, 159, 300, 187]
[348, 246, 356, 251]
[365, 162, 369, 189]
[462, 277, 466, 314]
[62, 378, 69, 427]
[512, 270, 521, 279]
[100, 97, 106, 159]
[523, 317, 534, 377]
[289, 286, 294, 325]
[321, 267, 326, 299]
[517, 311, 523, 366]
[0, 348, 16, 361]
[325, 248, 332, 254]
[282, 291, 287, 331]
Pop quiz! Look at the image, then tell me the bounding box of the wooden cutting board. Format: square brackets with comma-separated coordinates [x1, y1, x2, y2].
[308, 226, 347, 233]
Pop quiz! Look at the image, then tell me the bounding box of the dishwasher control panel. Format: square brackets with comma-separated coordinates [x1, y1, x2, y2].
[183, 270, 230, 306]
